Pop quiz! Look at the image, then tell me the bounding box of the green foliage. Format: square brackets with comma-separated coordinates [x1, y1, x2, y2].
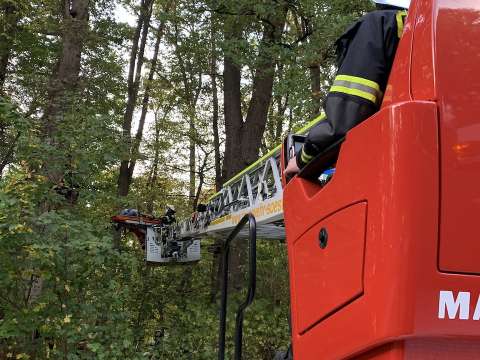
[1, 160, 291, 358]
[151, 240, 290, 360]
[0, 97, 27, 174]
[1, 169, 136, 358]
[0, 0, 371, 358]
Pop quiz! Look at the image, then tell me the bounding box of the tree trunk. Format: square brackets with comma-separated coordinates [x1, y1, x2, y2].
[192, 149, 209, 211]
[208, 15, 223, 299]
[0, 0, 20, 91]
[127, 17, 167, 187]
[0, 131, 19, 177]
[310, 64, 321, 115]
[210, 15, 221, 191]
[146, 106, 172, 214]
[114, 0, 153, 249]
[146, 110, 161, 213]
[274, 94, 288, 143]
[222, 9, 287, 181]
[188, 114, 196, 210]
[240, 37, 278, 164]
[29, 1, 89, 352]
[288, 106, 293, 133]
[276, 90, 288, 142]
[222, 44, 243, 179]
[118, 0, 154, 197]
[221, 6, 287, 290]
[42, 0, 90, 184]
[173, 20, 203, 211]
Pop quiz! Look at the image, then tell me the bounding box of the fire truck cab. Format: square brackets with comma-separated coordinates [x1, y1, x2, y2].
[281, 0, 480, 358]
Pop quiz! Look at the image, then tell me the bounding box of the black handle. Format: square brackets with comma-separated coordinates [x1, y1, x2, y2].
[218, 214, 257, 360]
[318, 227, 328, 249]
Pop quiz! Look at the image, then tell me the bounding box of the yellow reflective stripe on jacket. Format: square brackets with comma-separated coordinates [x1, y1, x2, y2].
[300, 147, 314, 164]
[330, 74, 382, 104]
[330, 86, 377, 104]
[335, 74, 380, 92]
[396, 10, 408, 38]
[330, 85, 377, 103]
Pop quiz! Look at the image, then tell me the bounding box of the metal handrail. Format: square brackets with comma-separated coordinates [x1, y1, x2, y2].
[218, 213, 257, 360]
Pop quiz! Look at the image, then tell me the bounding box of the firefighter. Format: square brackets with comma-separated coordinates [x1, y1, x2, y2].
[284, 0, 410, 176]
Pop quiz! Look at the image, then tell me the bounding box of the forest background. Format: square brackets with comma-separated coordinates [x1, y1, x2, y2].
[0, 0, 370, 358]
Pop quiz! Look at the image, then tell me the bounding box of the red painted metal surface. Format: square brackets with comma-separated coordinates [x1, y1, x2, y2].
[292, 202, 367, 334]
[285, 102, 442, 359]
[282, 0, 480, 358]
[410, 0, 436, 101]
[435, 0, 480, 274]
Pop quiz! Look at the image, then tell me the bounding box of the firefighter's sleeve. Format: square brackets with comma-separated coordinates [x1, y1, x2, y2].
[297, 10, 405, 168]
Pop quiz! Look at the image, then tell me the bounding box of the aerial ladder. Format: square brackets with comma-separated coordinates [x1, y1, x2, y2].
[112, 113, 324, 263]
[113, 0, 480, 358]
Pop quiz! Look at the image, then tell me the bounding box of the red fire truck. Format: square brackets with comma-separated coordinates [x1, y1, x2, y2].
[281, 0, 480, 358]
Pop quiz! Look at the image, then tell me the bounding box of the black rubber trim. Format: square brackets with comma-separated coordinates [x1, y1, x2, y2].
[297, 137, 345, 181]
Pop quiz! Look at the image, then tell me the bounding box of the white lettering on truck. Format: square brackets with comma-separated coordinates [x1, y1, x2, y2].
[438, 291, 470, 319]
[438, 290, 480, 320]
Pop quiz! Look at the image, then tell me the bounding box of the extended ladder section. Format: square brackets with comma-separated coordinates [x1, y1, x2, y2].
[179, 148, 284, 241]
[142, 144, 285, 264]
[114, 114, 325, 264]
[175, 113, 326, 242]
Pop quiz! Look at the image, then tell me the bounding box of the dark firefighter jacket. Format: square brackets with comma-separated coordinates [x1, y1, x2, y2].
[297, 9, 408, 168]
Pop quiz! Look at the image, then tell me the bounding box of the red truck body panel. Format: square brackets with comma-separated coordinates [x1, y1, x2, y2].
[435, 0, 480, 274]
[282, 0, 480, 358]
